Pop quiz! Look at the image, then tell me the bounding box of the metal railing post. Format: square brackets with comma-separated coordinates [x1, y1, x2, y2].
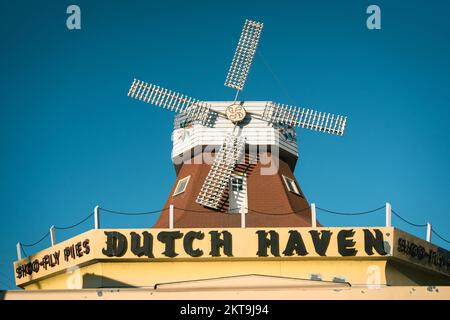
[16, 242, 22, 260]
[94, 205, 100, 229]
[385, 202, 391, 227]
[311, 203, 317, 228]
[169, 205, 174, 229]
[50, 225, 56, 246]
[426, 223, 432, 242]
[241, 209, 246, 228]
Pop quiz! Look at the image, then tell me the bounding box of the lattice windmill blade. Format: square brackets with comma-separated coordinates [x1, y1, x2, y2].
[224, 19, 263, 92]
[196, 133, 246, 209]
[261, 102, 348, 136]
[128, 78, 215, 126]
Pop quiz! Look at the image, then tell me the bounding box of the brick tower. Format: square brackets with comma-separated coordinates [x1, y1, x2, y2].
[153, 101, 318, 228]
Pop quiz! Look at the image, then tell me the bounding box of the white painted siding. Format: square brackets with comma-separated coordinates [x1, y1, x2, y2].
[171, 101, 298, 160]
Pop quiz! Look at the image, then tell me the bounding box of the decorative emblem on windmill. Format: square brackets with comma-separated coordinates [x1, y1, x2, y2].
[127, 20, 348, 228]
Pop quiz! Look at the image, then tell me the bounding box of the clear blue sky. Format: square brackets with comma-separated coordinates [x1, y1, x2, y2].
[1, 0, 449, 289]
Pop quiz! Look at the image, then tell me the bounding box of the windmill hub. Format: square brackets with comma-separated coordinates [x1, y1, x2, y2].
[225, 103, 246, 123]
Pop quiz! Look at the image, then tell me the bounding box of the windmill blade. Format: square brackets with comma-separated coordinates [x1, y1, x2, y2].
[128, 79, 214, 126]
[196, 133, 246, 209]
[224, 19, 263, 92]
[261, 102, 348, 136]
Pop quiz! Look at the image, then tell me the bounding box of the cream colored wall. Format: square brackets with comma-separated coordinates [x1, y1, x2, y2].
[4, 285, 450, 300]
[23, 263, 103, 290]
[22, 259, 388, 290]
[99, 259, 388, 288]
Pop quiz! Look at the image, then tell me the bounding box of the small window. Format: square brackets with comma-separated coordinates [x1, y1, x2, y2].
[173, 176, 190, 196]
[282, 175, 301, 196]
[231, 176, 243, 191]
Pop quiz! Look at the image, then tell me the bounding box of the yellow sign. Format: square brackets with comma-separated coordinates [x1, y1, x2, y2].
[13, 227, 450, 287]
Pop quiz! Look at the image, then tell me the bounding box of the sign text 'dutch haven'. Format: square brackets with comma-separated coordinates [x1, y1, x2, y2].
[15, 228, 450, 280]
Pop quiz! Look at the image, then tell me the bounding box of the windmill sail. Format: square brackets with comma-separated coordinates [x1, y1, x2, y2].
[128, 79, 214, 126]
[261, 102, 347, 136]
[224, 19, 263, 92]
[196, 133, 246, 209]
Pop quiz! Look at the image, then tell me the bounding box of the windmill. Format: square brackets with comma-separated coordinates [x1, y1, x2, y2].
[127, 19, 347, 227]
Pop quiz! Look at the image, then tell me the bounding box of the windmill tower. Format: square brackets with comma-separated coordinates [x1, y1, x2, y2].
[128, 20, 347, 228]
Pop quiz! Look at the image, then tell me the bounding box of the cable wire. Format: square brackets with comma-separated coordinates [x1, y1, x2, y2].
[316, 205, 385, 216]
[21, 231, 50, 247]
[175, 206, 310, 216]
[391, 209, 427, 228]
[173, 207, 212, 213]
[432, 228, 450, 244]
[247, 206, 311, 216]
[20, 244, 28, 258]
[100, 207, 166, 216]
[54, 212, 94, 230]
[257, 50, 296, 105]
[17, 204, 449, 256]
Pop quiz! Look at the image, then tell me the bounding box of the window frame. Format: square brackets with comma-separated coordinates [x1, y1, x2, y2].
[230, 176, 244, 192]
[173, 175, 191, 197]
[282, 175, 301, 196]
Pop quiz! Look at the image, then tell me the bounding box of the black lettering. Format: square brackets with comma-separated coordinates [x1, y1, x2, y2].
[283, 230, 308, 256]
[25, 263, 32, 275]
[16, 266, 22, 279]
[83, 239, 90, 255]
[309, 230, 332, 256]
[363, 229, 387, 255]
[131, 231, 154, 258]
[102, 231, 128, 257]
[50, 253, 57, 267]
[184, 231, 204, 257]
[410, 244, 418, 257]
[75, 242, 83, 257]
[53, 251, 60, 265]
[70, 244, 75, 259]
[157, 231, 183, 258]
[32, 260, 40, 273]
[41, 255, 50, 269]
[256, 230, 280, 257]
[418, 246, 425, 260]
[209, 231, 233, 257]
[397, 238, 405, 253]
[337, 229, 358, 256]
[64, 247, 71, 262]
